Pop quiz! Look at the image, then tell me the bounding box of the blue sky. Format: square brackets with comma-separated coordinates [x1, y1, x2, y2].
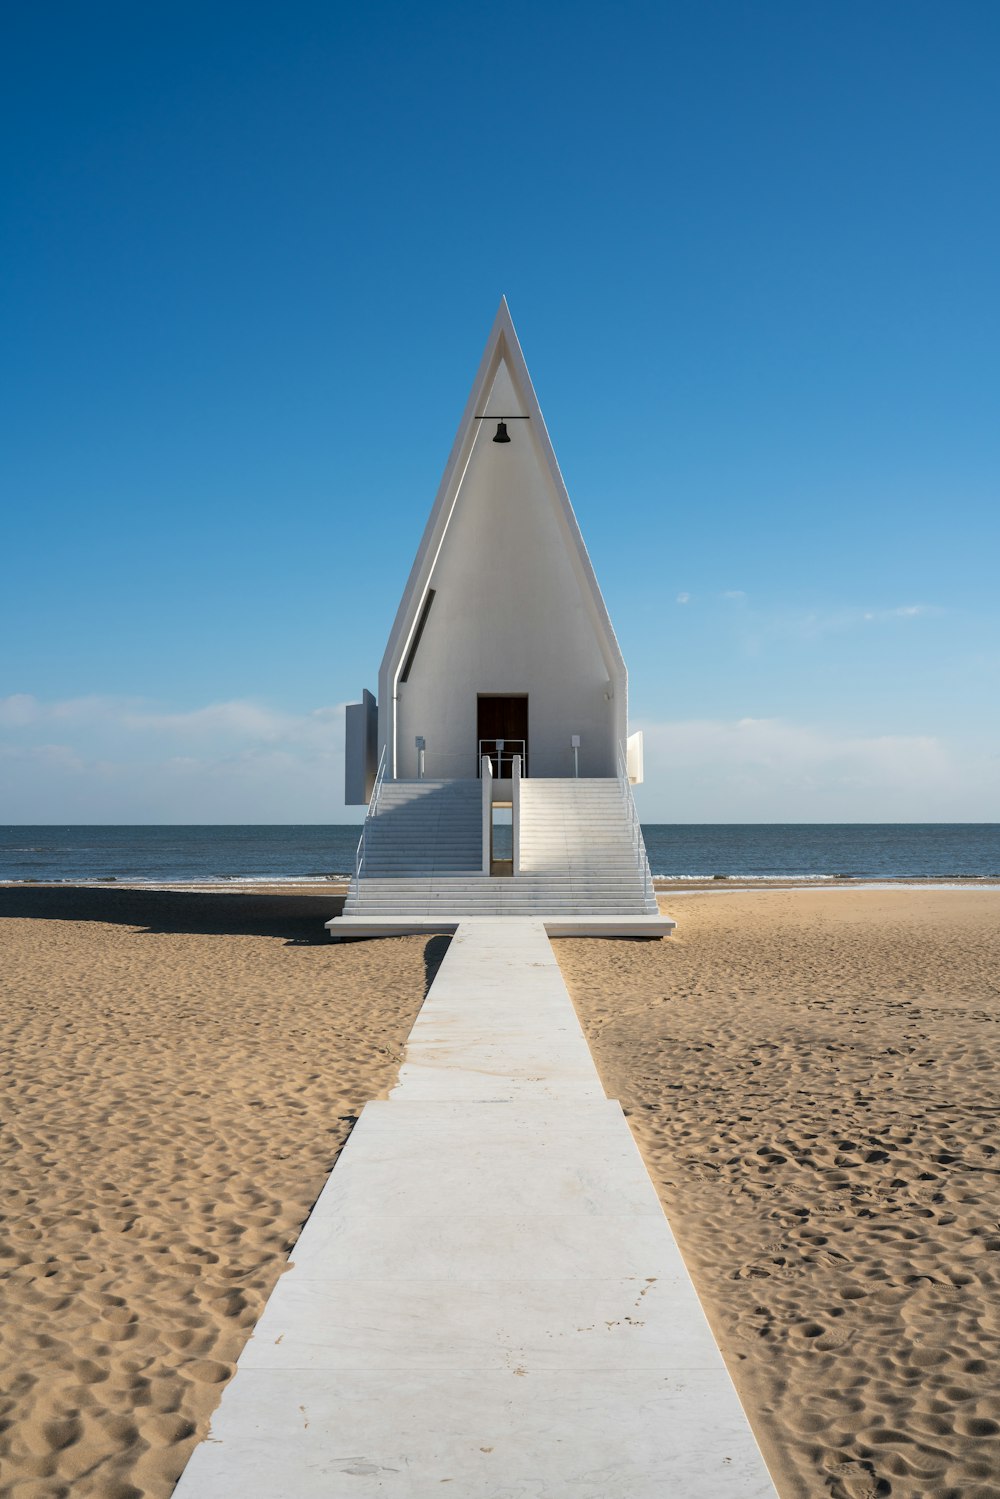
[2, 0, 998, 822]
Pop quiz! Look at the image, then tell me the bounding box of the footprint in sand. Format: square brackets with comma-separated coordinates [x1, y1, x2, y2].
[815, 1324, 853, 1350]
[185, 1359, 232, 1384]
[827, 1458, 882, 1498]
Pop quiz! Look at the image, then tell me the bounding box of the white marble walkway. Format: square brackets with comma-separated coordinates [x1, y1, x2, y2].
[174, 919, 778, 1498]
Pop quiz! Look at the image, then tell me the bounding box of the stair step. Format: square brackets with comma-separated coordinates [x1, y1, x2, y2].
[354, 775, 653, 904]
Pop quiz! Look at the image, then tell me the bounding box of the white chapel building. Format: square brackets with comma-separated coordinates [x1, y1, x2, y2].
[331, 300, 663, 937]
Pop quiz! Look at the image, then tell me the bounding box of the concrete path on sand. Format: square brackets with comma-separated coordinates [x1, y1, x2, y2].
[174, 918, 779, 1498]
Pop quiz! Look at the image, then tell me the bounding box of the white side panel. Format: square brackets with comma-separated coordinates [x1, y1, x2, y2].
[627, 729, 644, 786]
[344, 689, 378, 805]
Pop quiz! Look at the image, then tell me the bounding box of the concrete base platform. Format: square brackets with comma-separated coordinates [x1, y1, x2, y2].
[174, 919, 774, 1499]
[326, 912, 674, 940]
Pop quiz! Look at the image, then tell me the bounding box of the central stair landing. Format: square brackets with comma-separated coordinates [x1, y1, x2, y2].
[173, 919, 777, 1498]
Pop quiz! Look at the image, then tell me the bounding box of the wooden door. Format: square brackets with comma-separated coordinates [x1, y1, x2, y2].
[477, 695, 528, 776]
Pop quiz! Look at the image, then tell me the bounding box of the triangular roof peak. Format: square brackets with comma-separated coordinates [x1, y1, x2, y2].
[448, 296, 548, 435]
[378, 302, 627, 761]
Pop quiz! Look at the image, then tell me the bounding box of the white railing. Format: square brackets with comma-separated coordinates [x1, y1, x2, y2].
[511, 753, 521, 876]
[354, 745, 388, 881]
[481, 754, 493, 874]
[396, 747, 492, 778]
[617, 740, 655, 907]
[387, 742, 528, 779]
[478, 738, 527, 777]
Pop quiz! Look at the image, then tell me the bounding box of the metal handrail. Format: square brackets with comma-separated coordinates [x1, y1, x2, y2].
[481, 754, 493, 875]
[354, 745, 388, 881]
[478, 738, 527, 777]
[617, 740, 655, 906]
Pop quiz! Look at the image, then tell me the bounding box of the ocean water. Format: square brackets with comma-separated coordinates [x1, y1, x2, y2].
[2, 824, 999, 884]
[0, 826, 363, 885]
[641, 824, 1000, 880]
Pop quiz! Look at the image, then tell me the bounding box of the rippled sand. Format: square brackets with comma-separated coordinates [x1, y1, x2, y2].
[5, 885, 1000, 1499]
[555, 889, 1000, 1499]
[0, 887, 439, 1499]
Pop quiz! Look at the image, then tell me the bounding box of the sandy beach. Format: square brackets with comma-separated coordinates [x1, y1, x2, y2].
[0, 886, 436, 1499]
[558, 889, 1000, 1499]
[2, 885, 999, 1498]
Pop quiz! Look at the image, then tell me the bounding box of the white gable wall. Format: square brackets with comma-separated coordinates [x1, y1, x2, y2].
[377, 303, 630, 782]
[392, 359, 622, 780]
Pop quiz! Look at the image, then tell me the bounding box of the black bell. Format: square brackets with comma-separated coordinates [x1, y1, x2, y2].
[493, 420, 511, 444]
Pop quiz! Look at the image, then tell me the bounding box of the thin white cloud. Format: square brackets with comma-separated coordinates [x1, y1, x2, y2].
[4, 694, 993, 824]
[675, 592, 691, 605]
[860, 604, 943, 624]
[121, 701, 297, 741]
[0, 694, 353, 820]
[633, 716, 998, 821]
[0, 694, 134, 726]
[0, 694, 40, 727]
[0, 694, 345, 746]
[0, 741, 86, 772]
[756, 602, 946, 642]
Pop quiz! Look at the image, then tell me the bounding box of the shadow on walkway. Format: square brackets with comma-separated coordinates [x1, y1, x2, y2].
[422, 933, 451, 994]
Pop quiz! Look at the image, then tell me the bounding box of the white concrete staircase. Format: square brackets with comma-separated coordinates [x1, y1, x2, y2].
[343, 777, 656, 918]
[356, 779, 482, 878]
[520, 778, 655, 912]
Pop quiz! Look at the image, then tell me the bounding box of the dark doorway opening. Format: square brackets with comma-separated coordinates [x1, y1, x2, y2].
[477, 695, 528, 777]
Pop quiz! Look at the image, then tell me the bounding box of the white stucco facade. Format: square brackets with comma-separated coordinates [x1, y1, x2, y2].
[363, 300, 629, 791]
